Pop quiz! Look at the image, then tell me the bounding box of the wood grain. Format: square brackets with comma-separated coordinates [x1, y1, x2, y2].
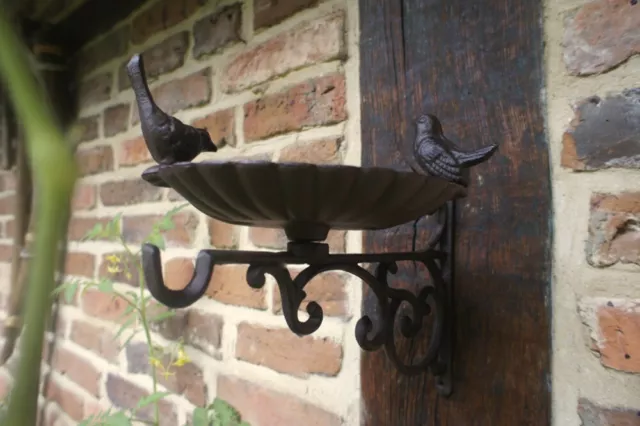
[359, 1, 551, 425]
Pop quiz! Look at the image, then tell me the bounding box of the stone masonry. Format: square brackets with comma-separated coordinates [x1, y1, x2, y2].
[0, 0, 362, 425]
[550, 0, 640, 424]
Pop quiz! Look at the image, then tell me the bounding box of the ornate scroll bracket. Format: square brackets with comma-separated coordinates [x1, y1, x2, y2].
[142, 202, 456, 397]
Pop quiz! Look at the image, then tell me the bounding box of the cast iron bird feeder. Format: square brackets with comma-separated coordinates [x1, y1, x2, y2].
[128, 54, 498, 397]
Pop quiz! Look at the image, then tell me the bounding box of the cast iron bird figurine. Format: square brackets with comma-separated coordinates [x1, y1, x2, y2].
[126, 54, 217, 165]
[411, 114, 498, 187]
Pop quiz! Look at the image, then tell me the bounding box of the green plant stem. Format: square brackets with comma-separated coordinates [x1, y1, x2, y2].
[119, 236, 161, 426]
[0, 10, 78, 426]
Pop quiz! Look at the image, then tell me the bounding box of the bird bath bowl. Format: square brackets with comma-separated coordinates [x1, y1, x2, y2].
[141, 160, 467, 242]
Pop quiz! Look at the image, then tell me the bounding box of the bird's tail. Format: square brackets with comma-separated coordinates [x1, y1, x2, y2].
[127, 54, 162, 120]
[453, 144, 498, 168]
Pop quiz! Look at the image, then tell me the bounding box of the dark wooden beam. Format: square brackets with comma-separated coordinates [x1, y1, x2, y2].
[359, 0, 551, 425]
[36, 0, 147, 54]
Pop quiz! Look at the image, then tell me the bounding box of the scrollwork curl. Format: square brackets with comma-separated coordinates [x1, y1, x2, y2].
[246, 263, 322, 335]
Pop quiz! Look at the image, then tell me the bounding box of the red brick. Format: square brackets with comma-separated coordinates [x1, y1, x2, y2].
[103, 103, 130, 137]
[51, 345, 101, 396]
[243, 73, 346, 142]
[236, 323, 342, 377]
[279, 137, 342, 164]
[84, 398, 109, 420]
[65, 252, 95, 278]
[209, 218, 237, 248]
[163, 257, 193, 291]
[578, 398, 640, 425]
[3, 219, 14, 239]
[0, 173, 16, 192]
[100, 179, 163, 206]
[0, 244, 12, 262]
[192, 108, 235, 148]
[70, 320, 120, 362]
[588, 192, 640, 267]
[563, 0, 640, 76]
[132, 68, 212, 124]
[562, 90, 640, 171]
[206, 265, 266, 309]
[217, 375, 342, 426]
[68, 216, 110, 241]
[131, 0, 205, 45]
[122, 212, 199, 247]
[150, 306, 223, 356]
[273, 270, 348, 318]
[592, 192, 640, 213]
[76, 25, 130, 75]
[223, 12, 345, 92]
[118, 136, 151, 167]
[44, 377, 86, 421]
[72, 183, 97, 211]
[106, 374, 178, 426]
[78, 72, 112, 109]
[76, 145, 114, 176]
[119, 32, 189, 91]
[193, 4, 242, 59]
[249, 227, 288, 249]
[184, 310, 223, 355]
[75, 115, 99, 142]
[254, 0, 317, 29]
[0, 194, 14, 215]
[593, 301, 640, 373]
[81, 289, 131, 323]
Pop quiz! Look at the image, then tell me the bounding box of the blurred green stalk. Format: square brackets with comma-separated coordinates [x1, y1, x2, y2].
[0, 9, 78, 426]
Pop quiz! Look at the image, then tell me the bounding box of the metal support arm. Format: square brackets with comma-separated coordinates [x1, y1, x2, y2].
[142, 202, 456, 396]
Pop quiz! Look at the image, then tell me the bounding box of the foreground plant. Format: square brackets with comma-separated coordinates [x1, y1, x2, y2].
[0, 9, 79, 426]
[54, 207, 248, 426]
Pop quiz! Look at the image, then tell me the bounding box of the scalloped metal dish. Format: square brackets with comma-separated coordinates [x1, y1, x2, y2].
[142, 160, 467, 242]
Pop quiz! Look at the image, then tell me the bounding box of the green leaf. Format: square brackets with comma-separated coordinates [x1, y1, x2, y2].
[104, 411, 132, 426]
[166, 203, 188, 218]
[83, 222, 104, 241]
[97, 278, 115, 294]
[62, 281, 78, 304]
[156, 216, 176, 232]
[64, 282, 78, 303]
[134, 391, 171, 411]
[146, 231, 165, 250]
[51, 279, 75, 298]
[212, 398, 243, 425]
[192, 407, 210, 426]
[104, 213, 123, 240]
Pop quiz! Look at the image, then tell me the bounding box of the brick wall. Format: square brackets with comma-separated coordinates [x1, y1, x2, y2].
[0, 0, 362, 425]
[547, 0, 640, 424]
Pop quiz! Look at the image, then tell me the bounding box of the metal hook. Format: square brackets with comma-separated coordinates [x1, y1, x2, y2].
[141, 243, 213, 309]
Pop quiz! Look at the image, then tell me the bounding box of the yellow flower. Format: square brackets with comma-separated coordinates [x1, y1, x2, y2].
[149, 357, 163, 369]
[106, 254, 121, 265]
[172, 347, 190, 367]
[107, 264, 122, 274]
